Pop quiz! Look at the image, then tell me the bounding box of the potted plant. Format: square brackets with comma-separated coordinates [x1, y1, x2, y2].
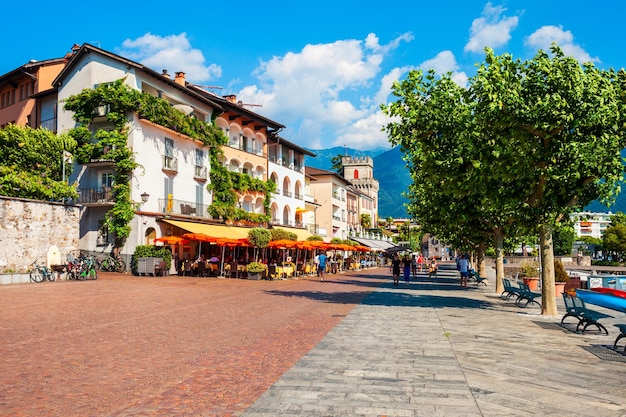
[521, 260, 540, 290]
[246, 261, 266, 280]
[554, 259, 570, 297]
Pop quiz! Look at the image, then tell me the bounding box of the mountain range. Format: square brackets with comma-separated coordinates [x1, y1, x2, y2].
[305, 146, 411, 218]
[305, 146, 625, 219]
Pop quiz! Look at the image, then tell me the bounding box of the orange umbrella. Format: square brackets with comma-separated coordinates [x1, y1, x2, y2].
[307, 240, 330, 250]
[182, 232, 218, 243]
[268, 239, 298, 249]
[183, 232, 219, 255]
[154, 236, 190, 245]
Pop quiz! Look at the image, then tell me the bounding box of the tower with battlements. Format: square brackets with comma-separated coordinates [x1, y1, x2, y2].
[342, 156, 379, 226]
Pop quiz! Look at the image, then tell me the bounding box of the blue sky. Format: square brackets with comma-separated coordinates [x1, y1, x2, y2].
[2, 1, 624, 150]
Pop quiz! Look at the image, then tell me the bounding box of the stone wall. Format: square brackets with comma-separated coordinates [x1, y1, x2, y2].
[0, 196, 80, 275]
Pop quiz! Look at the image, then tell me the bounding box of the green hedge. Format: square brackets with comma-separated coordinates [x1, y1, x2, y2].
[131, 245, 172, 274]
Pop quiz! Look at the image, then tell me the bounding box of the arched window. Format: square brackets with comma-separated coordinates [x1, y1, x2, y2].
[353, 169, 359, 179]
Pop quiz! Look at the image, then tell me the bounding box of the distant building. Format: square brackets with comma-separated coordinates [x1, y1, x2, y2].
[571, 211, 612, 239]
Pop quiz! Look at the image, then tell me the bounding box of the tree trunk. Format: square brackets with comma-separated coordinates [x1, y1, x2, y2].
[494, 229, 504, 294]
[476, 241, 486, 277]
[539, 225, 557, 315]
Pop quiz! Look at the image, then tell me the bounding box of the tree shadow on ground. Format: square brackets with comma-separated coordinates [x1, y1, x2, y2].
[263, 286, 496, 310]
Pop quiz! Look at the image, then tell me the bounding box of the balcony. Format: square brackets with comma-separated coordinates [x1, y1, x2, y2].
[84, 145, 116, 167]
[159, 197, 209, 218]
[77, 188, 114, 206]
[162, 156, 178, 174]
[194, 165, 207, 181]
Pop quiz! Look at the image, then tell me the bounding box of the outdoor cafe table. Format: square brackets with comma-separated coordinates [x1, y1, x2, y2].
[276, 263, 294, 278]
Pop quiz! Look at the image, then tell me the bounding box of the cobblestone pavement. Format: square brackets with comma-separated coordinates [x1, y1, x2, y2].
[4, 265, 626, 417]
[0, 269, 384, 417]
[243, 265, 626, 417]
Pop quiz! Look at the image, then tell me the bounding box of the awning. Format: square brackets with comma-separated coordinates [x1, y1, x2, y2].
[351, 237, 400, 251]
[160, 219, 251, 240]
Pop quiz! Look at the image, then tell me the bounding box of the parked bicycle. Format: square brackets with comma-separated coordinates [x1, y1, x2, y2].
[66, 253, 98, 280]
[30, 261, 56, 283]
[98, 254, 126, 273]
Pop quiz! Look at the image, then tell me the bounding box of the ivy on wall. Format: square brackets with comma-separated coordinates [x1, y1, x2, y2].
[63, 78, 275, 248]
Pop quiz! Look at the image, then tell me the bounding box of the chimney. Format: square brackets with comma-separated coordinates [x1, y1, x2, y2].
[223, 94, 237, 103]
[174, 71, 186, 85]
[162, 69, 170, 78]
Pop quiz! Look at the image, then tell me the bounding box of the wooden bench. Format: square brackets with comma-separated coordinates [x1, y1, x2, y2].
[501, 278, 521, 300]
[561, 293, 612, 335]
[515, 282, 541, 308]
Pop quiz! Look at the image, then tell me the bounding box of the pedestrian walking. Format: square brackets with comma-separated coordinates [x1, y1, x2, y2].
[391, 255, 401, 286]
[417, 253, 424, 272]
[411, 255, 417, 278]
[314, 253, 320, 277]
[402, 254, 412, 285]
[458, 255, 470, 287]
[318, 252, 327, 281]
[428, 258, 438, 280]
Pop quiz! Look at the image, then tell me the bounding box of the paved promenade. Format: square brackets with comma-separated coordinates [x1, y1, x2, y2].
[243, 265, 626, 417]
[2, 264, 626, 416]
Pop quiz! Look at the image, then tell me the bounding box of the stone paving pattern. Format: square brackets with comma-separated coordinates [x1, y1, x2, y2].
[2, 264, 626, 416]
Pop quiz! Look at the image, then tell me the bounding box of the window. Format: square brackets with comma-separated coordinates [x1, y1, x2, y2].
[354, 169, 359, 179]
[163, 138, 176, 170]
[195, 149, 204, 166]
[100, 172, 114, 188]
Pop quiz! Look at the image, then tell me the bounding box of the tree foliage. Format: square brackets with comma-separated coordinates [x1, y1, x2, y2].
[0, 124, 77, 200]
[382, 44, 626, 315]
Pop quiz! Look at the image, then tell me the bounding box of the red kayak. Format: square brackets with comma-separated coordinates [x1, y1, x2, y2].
[591, 287, 626, 299]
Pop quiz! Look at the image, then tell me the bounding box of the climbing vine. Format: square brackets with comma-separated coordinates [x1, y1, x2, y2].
[63, 78, 274, 249]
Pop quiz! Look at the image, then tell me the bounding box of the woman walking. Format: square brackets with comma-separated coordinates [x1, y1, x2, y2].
[391, 255, 401, 286]
[402, 255, 412, 285]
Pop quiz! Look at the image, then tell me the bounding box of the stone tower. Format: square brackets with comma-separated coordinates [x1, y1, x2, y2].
[342, 155, 379, 225]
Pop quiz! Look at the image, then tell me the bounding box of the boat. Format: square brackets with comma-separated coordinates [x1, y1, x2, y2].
[591, 287, 626, 299]
[575, 289, 626, 312]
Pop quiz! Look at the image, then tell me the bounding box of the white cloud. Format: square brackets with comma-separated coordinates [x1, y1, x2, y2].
[238, 33, 413, 150]
[420, 51, 469, 87]
[464, 2, 519, 53]
[117, 33, 221, 82]
[524, 25, 600, 64]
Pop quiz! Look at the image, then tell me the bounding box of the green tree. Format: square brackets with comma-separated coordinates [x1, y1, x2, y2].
[472, 45, 626, 314]
[360, 213, 372, 229]
[552, 222, 576, 256]
[383, 44, 626, 315]
[330, 154, 344, 176]
[0, 124, 77, 200]
[603, 223, 626, 262]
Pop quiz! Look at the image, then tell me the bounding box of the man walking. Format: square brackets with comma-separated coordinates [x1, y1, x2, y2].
[318, 252, 327, 281]
[458, 254, 470, 287]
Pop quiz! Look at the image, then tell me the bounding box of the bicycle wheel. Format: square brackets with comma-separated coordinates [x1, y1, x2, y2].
[30, 269, 44, 283]
[114, 259, 126, 273]
[99, 258, 111, 272]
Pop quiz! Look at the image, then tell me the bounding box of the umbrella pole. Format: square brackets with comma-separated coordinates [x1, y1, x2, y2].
[220, 245, 225, 277]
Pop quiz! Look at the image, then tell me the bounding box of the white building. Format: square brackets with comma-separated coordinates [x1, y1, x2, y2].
[571, 211, 613, 239]
[55, 44, 224, 258]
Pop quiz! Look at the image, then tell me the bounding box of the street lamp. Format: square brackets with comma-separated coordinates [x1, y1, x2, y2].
[140, 192, 150, 203]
